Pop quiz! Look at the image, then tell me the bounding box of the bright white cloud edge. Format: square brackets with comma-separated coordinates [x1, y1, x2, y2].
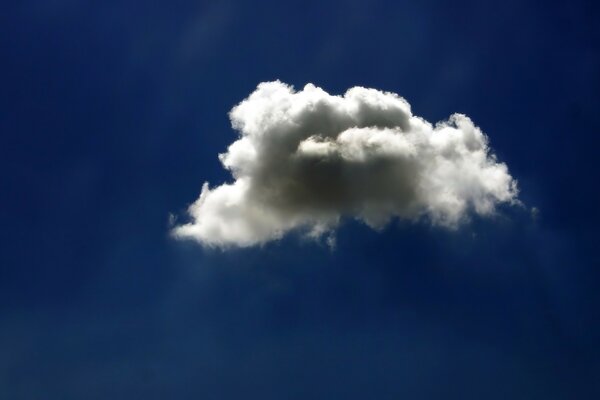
[173, 81, 518, 248]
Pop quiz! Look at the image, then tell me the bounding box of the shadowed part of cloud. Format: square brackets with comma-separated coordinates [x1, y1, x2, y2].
[174, 81, 518, 247]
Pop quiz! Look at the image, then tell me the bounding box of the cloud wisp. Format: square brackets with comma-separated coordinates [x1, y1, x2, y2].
[173, 81, 518, 247]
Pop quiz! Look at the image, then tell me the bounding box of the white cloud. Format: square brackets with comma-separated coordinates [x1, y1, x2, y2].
[173, 81, 518, 247]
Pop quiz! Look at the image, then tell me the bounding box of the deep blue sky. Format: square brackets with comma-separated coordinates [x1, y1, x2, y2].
[1, 1, 599, 399]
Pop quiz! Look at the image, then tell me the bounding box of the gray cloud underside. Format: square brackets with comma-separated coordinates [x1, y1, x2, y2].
[174, 81, 518, 247]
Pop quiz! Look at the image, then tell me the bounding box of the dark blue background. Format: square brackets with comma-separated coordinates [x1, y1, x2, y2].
[1, 1, 599, 398]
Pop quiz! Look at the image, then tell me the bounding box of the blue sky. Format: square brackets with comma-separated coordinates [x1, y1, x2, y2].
[1, 1, 599, 398]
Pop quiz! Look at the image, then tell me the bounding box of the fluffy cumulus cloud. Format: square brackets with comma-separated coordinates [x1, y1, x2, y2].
[174, 81, 518, 247]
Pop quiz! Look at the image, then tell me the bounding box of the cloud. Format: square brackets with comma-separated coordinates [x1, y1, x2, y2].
[173, 81, 518, 247]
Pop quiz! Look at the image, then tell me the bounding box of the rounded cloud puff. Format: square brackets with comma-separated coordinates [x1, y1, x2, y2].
[174, 81, 518, 247]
